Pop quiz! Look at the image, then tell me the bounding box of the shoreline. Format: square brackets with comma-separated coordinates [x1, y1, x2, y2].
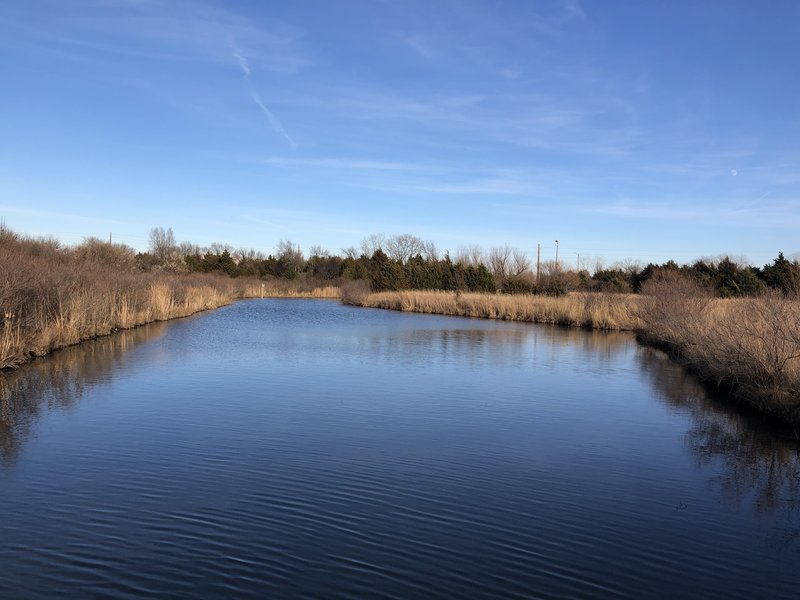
[349, 289, 800, 432]
[5, 286, 799, 433]
[1, 286, 340, 372]
[348, 289, 641, 331]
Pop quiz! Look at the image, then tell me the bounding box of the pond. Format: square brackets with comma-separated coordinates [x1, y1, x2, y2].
[1, 299, 798, 598]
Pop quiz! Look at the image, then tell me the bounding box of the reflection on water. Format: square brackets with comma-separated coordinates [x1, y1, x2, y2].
[1, 300, 799, 598]
[639, 347, 800, 538]
[0, 322, 168, 464]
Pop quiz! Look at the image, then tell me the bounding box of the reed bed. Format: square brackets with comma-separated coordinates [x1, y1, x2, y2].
[241, 282, 341, 299]
[0, 227, 238, 370]
[638, 278, 800, 428]
[356, 290, 642, 330]
[1, 278, 236, 370]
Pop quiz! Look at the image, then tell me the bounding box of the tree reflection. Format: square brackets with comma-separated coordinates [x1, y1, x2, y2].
[638, 347, 800, 536]
[0, 322, 168, 465]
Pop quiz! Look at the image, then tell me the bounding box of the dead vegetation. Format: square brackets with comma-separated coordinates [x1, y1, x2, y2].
[241, 280, 341, 299]
[638, 273, 800, 428]
[0, 226, 237, 370]
[353, 289, 642, 330]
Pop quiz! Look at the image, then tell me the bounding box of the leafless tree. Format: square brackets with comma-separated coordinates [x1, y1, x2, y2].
[592, 257, 607, 276]
[341, 246, 359, 260]
[615, 258, 643, 279]
[360, 233, 386, 258]
[511, 248, 532, 276]
[276, 240, 305, 275]
[386, 233, 426, 263]
[489, 244, 514, 280]
[420, 239, 439, 261]
[209, 242, 233, 256]
[455, 244, 484, 266]
[539, 259, 559, 277]
[309, 245, 330, 258]
[178, 241, 203, 257]
[148, 227, 176, 263]
[234, 248, 265, 262]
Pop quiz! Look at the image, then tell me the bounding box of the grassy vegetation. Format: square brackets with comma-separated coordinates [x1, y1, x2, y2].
[4, 223, 800, 429]
[0, 227, 241, 370]
[241, 280, 341, 299]
[638, 274, 800, 429]
[350, 289, 642, 330]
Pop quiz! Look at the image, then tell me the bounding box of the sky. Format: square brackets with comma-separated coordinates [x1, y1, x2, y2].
[1, 0, 799, 268]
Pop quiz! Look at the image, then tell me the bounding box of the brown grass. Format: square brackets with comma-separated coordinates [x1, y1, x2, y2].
[240, 279, 341, 299]
[638, 275, 800, 428]
[355, 290, 642, 330]
[0, 227, 237, 370]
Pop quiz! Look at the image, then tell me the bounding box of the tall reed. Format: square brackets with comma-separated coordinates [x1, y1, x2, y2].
[357, 290, 641, 330]
[638, 276, 800, 428]
[0, 227, 238, 370]
[241, 280, 341, 299]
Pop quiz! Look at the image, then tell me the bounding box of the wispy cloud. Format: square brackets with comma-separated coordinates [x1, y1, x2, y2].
[262, 157, 426, 171]
[583, 197, 800, 227]
[250, 92, 297, 149]
[399, 34, 434, 59]
[375, 176, 547, 196]
[5, 1, 310, 73]
[229, 40, 251, 77]
[563, 0, 587, 19]
[403, 182, 533, 195]
[227, 38, 297, 149]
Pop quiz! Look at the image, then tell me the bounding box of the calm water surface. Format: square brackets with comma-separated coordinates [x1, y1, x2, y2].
[1, 300, 798, 598]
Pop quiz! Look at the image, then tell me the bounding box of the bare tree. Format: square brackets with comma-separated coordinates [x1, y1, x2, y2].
[148, 227, 176, 263]
[341, 246, 359, 260]
[511, 248, 532, 276]
[360, 233, 386, 258]
[386, 233, 426, 263]
[455, 244, 484, 266]
[309, 245, 330, 258]
[234, 248, 265, 262]
[178, 241, 203, 257]
[616, 258, 643, 278]
[276, 240, 305, 276]
[489, 244, 513, 280]
[421, 239, 439, 261]
[209, 242, 233, 256]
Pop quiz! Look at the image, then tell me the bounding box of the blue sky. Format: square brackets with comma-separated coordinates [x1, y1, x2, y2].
[1, 0, 798, 267]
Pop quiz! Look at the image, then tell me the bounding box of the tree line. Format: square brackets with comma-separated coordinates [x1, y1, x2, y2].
[136, 227, 800, 297]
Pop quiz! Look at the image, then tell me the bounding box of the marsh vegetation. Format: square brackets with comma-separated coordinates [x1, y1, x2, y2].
[3, 224, 800, 428]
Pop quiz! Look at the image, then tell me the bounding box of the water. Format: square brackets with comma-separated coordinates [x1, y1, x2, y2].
[1, 300, 798, 598]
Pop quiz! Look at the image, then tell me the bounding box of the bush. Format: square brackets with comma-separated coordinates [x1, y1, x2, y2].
[501, 276, 537, 295]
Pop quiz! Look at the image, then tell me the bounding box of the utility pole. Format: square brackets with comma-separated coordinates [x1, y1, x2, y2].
[109, 232, 112, 244]
[555, 240, 559, 268]
[577, 253, 580, 271]
[536, 243, 541, 283]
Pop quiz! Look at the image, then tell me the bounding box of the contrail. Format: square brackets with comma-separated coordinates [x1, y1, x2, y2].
[251, 91, 297, 149]
[230, 45, 251, 78]
[228, 39, 297, 149]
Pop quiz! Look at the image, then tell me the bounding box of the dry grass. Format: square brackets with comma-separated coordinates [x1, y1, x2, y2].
[357, 290, 642, 330]
[241, 280, 341, 299]
[639, 275, 800, 428]
[0, 227, 237, 370]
